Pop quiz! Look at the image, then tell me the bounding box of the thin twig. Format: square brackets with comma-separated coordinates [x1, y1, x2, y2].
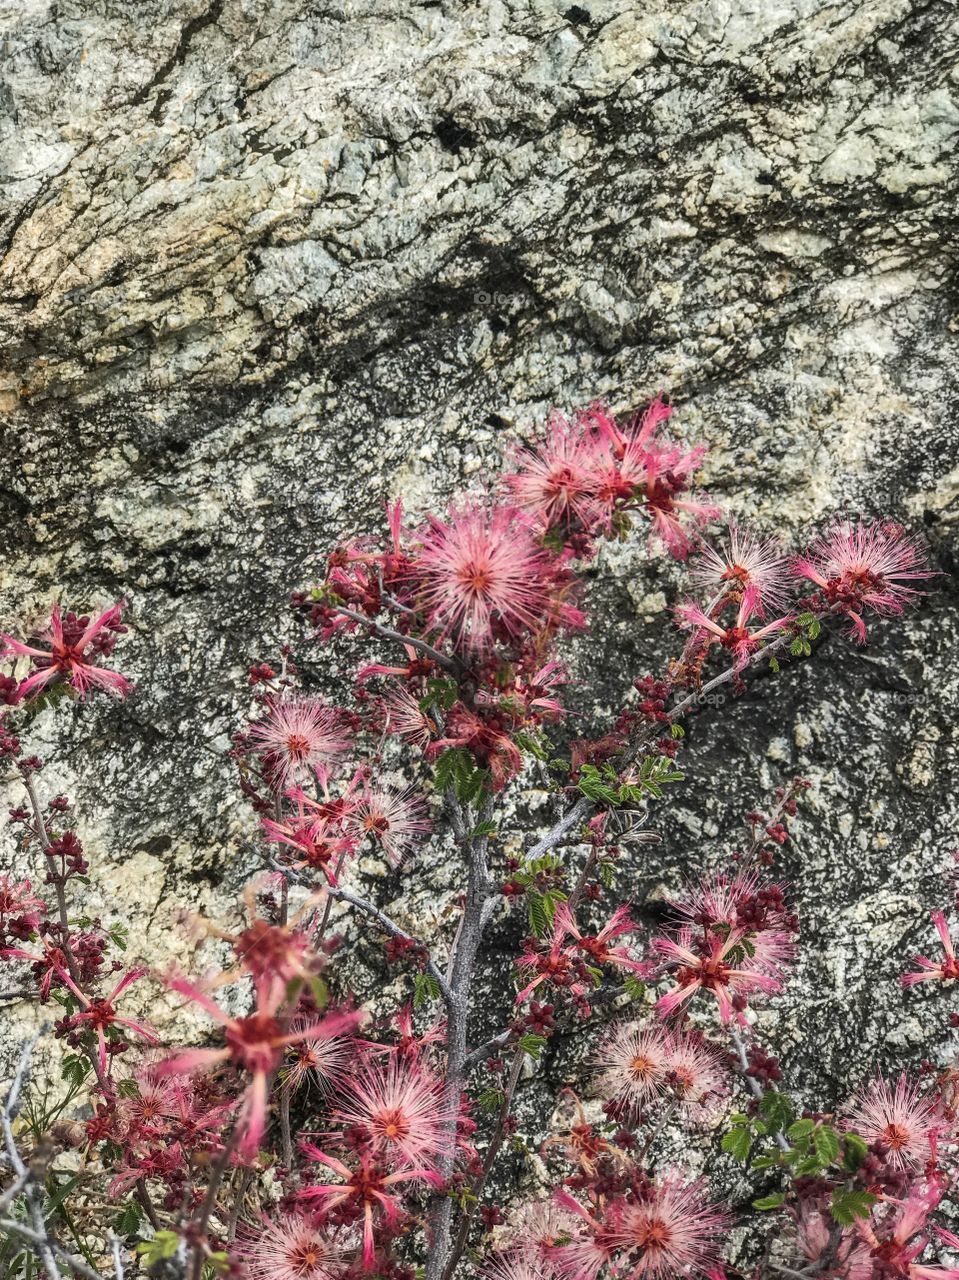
[327, 605, 463, 675]
[0, 1220, 103, 1280]
[730, 1025, 790, 1154]
[440, 1044, 526, 1280]
[325, 886, 453, 1004]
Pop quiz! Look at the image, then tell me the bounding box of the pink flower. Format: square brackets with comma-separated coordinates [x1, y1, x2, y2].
[380, 686, 436, 750]
[605, 1175, 730, 1279]
[299, 1147, 443, 1270]
[846, 1075, 941, 1171]
[691, 527, 791, 615]
[505, 414, 606, 532]
[675, 587, 794, 670]
[159, 974, 361, 1156]
[250, 697, 350, 789]
[480, 1250, 558, 1280]
[551, 1176, 729, 1280]
[653, 924, 792, 1023]
[0, 876, 46, 937]
[57, 967, 158, 1077]
[329, 1056, 458, 1166]
[902, 911, 959, 986]
[349, 783, 431, 867]
[794, 519, 934, 643]
[592, 1021, 672, 1107]
[235, 1212, 353, 1280]
[593, 1021, 726, 1114]
[666, 869, 796, 935]
[415, 503, 582, 652]
[852, 1182, 959, 1278]
[1, 602, 131, 700]
[283, 1015, 355, 1093]
[262, 810, 355, 886]
[553, 903, 646, 978]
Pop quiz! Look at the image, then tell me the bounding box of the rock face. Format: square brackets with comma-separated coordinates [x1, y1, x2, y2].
[1, 0, 958, 1258]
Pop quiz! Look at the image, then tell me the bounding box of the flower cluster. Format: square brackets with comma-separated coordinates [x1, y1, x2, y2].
[0, 394, 945, 1280]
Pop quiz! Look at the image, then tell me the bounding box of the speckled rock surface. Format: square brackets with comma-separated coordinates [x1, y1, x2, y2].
[2, 0, 959, 1257]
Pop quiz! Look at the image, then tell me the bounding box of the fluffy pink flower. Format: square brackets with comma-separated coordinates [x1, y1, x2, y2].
[57, 967, 158, 1077]
[592, 1021, 672, 1107]
[235, 1212, 352, 1280]
[851, 1182, 959, 1278]
[249, 697, 350, 789]
[554, 903, 646, 978]
[330, 1056, 458, 1166]
[262, 810, 355, 885]
[552, 1176, 729, 1280]
[902, 911, 959, 986]
[505, 414, 606, 532]
[846, 1075, 940, 1171]
[675, 587, 794, 670]
[159, 975, 360, 1156]
[653, 924, 793, 1023]
[1, 602, 131, 700]
[380, 686, 436, 750]
[299, 1147, 443, 1269]
[415, 503, 581, 651]
[666, 869, 796, 935]
[794, 519, 933, 643]
[691, 526, 791, 614]
[605, 1176, 730, 1278]
[283, 1016, 355, 1093]
[593, 1021, 725, 1113]
[350, 783, 430, 866]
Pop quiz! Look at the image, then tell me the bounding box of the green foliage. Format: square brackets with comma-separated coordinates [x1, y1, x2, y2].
[759, 1090, 795, 1134]
[721, 1126, 752, 1162]
[576, 756, 683, 808]
[830, 1189, 877, 1225]
[136, 1231, 181, 1266]
[419, 677, 458, 712]
[790, 611, 822, 658]
[433, 747, 490, 805]
[514, 730, 548, 760]
[413, 971, 441, 1008]
[115, 1199, 143, 1235]
[518, 1034, 547, 1061]
[622, 974, 646, 1001]
[752, 1192, 785, 1210]
[842, 1131, 870, 1171]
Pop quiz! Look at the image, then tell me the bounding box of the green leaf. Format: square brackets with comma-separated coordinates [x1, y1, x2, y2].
[830, 1189, 877, 1226]
[786, 1119, 816, 1140]
[115, 1199, 143, 1235]
[759, 1090, 795, 1134]
[136, 1231, 180, 1264]
[670, 723, 685, 739]
[813, 1125, 840, 1165]
[721, 1127, 752, 1162]
[514, 731, 548, 760]
[752, 1193, 785, 1210]
[413, 972, 440, 1008]
[527, 890, 551, 938]
[768, 655, 780, 673]
[518, 1034, 547, 1061]
[842, 1131, 870, 1171]
[622, 975, 646, 1001]
[469, 821, 498, 839]
[751, 1156, 778, 1170]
